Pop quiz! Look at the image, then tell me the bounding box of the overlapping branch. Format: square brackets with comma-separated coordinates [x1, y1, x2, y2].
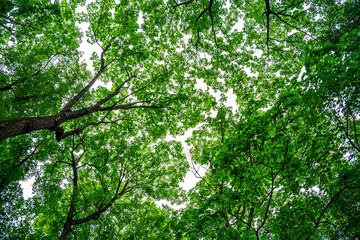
[262, 0, 316, 52]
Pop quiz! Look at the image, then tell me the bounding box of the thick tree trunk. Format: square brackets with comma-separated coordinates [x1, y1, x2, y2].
[58, 221, 73, 240]
[0, 108, 93, 141]
[0, 115, 60, 141]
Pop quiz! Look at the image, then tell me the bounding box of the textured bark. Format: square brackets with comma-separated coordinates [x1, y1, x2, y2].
[0, 100, 163, 141]
[0, 108, 92, 141]
[0, 68, 162, 142]
[0, 115, 60, 141]
[58, 222, 72, 240]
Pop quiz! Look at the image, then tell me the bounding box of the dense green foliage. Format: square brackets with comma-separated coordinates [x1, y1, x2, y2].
[0, 0, 359, 239]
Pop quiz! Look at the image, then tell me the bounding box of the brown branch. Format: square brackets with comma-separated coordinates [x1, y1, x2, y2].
[71, 194, 119, 225]
[306, 185, 360, 240]
[60, 116, 128, 140]
[61, 43, 112, 111]
[276, 11, 307, 21]
[345, 113, 360, 153]
[0, 14, 33, 27]
[195, 0, 214, 22]
[272, 12, 316, 41]
[257, 180, 274, 232]
[0, 144, 39, 190]
[106, 52, 142, 66]
[0, 69, 171, 141]
[173, 0, 195, 8]
[190, 157, 214, 191]
[92, 75, 136, 108]
[264, 0, 271, 52]
[115, 74, 161, 104]
[236, 213, 257, 233]
[209, 10, 221, 50]
[263, 0, 316, 51]
[59, 153, 80, 240]
[246, 205, 255, 232]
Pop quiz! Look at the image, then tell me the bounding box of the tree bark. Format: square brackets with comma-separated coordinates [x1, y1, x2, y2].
[246, 206, 254, 231]
[58, 222, 73, 240]
[0, 98, 162, 141]
[0, 108, 92, 141]
[0, 115, 61, 141]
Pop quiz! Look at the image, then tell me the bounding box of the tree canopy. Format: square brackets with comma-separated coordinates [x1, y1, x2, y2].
[0, 0, 359, 239]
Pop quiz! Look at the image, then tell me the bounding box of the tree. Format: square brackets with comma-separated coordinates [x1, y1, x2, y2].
[174, 0, 360, 238]
[26, 130, 187, 239]
[180, 91, 360, 239]
[0, 0, 210, 142]
[0, 0, 212, 238]
[0, 0, 213, 191]
[1, 0, 360, 239]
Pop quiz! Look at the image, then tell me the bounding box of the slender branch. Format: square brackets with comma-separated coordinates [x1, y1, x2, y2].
[0, 145, 39, 190]
[115, 74, 161, 104]
[209, 10, 221, 50]
[345, 112, 360, 152]
[276, 11, 307, 21]
[273, 12, 316, 41]
[190, 158, 214, 191]
[0, 14, 30, 27]
[173, 0, 195, 8]
[257, 180, 274, 232]
[92, 75, 136, 108]
[60, 117, 127, 140]
[313, 185, 360, 231]
[61, 43, 112, 111]
[0, 53, 59, 92]
[195, 0, 214, 22]
[0, 22, 16, 38]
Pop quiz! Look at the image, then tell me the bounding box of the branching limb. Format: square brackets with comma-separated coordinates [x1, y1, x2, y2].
[61, 43, 112, 112]
[92, 75, 136, 108]
[307, 185, 360, 240]
[0, 53, 59, 92]
[272, 12, 316, 41]
[195, 0, 214, 22]
[0, 144, 39, 190]
[264, 0, 271, 52]
[60, 117, 128, 140]
[257, 179, 274, 232]
[190, 156, 214, 191]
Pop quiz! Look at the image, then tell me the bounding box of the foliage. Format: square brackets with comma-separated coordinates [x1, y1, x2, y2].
[0, 0, 359, 239]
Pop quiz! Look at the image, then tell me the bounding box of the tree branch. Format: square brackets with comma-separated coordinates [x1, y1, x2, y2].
[195, 0, 214, 22]
[173, 0, 195, 8]
[0, 53, 59, 92]
[312, 185, 360, 236]
[61, 43, 112, 112]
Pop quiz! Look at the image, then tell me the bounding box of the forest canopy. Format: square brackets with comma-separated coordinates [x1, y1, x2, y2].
[0, 0, 359, 239]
